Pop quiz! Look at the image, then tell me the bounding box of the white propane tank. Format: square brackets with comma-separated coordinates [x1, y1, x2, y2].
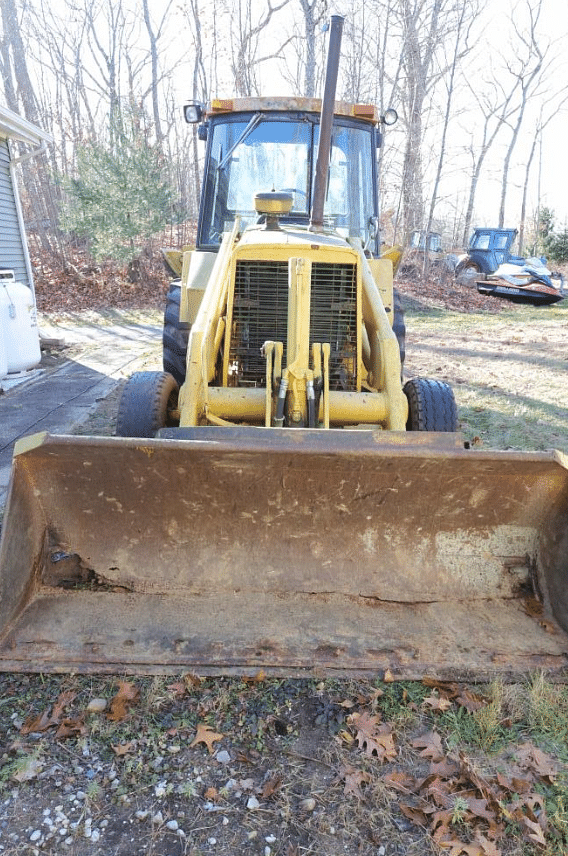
[0, 270, 41, 374]
[0, 310, 6, 379]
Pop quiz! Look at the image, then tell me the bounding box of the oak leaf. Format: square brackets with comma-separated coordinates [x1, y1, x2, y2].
[399, 801, 432, 827]
[383, 770, 417, 794]
[455, 688, 487, 713]
[107, 681, 140, 722]
[262, 774, 283, 799]
[423, 693, 453, 713]
[475, 834, 502, 856]
[349, 711, 396, 761]
[515, 742, 557, 781]
[436, 838, 484, 855]
[21, 690, 77, 734]
[190, 722, 224, 754]
[522, 817, 547, 846]
[413, 730, 445, 762]
[339, 763, 372, 798]
[54, 716, 87, 739]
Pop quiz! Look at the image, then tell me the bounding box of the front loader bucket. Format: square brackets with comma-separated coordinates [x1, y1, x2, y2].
[1, 429, 568, 680]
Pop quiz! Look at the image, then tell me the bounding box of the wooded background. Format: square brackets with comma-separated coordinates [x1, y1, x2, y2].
[1, 0, 567, 271]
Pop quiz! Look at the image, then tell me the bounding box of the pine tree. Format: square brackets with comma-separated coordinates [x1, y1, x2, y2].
[60, 107, 174, 265]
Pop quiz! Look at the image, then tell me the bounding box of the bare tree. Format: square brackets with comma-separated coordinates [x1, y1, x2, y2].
[227, 0, 293, 97]
[140, 0, 179, 145]
[299, 0, 327, 96]
[0, 0, 40, 122]
[518, 92, 568, 253]
[279, 0, 327, 96]
[394, 0, 453, 240]
[459, 69, 518, 244]
[497, 0, 554, 228]
[424, 0, 479, 250]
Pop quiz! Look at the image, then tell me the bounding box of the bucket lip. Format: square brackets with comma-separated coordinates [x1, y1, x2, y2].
[13, 429, 568, 470]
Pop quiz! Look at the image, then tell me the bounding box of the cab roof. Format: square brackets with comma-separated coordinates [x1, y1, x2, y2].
[207, 97, 379, 125]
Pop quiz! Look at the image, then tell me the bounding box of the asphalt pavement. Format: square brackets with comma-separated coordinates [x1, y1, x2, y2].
[0, 312, 162, 511]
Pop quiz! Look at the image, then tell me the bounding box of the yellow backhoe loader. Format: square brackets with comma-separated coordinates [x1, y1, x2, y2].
[1, 18, 567, 679]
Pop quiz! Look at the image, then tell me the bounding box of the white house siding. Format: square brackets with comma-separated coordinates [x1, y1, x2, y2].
[0, 138, 29, 288]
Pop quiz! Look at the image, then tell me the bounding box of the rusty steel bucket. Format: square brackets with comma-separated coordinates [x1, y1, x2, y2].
[0, 428, 567, 679]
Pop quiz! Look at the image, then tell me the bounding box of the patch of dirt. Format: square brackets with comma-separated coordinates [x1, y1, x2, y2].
[1, 674, 564, 856]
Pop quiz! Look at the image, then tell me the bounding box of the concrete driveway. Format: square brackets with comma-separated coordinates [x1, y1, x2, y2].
[0, 310, 162, 511]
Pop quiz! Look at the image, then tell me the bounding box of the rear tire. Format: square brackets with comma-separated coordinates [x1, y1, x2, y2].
[404, 377, 457, 432]
[116, 371, 179, 438]
[163, 281, 190, 386]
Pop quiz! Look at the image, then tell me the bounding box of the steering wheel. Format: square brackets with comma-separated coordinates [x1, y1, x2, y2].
[279, 187, 307, 206]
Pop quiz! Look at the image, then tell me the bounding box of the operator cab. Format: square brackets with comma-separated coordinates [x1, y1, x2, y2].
[185, 98, 391, 257]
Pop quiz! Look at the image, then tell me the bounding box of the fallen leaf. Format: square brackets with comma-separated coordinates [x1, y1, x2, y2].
[413, 730, 445, 762]
[430, 758, 460, 778]
[21, 690, 77, 734]
[51, 691, 76, 721]
[522, 817, 547, 846]
[182, 673, 203, 689]
[475, 834, 502, 856]
[423, 693, 453, 713]
[190, 722, 224, 754]
[204, 786, 219, 801]
[339, 763, 372, 798]
[464, 796, 495, 824]
[515, 742, 557, 782]
[262, 774, 282, 799]
[55, 717, 87, 739]
[349, 711, 396, 761]
[383, 770, 417, 794]
[383, 668, 395, 682]
[107, 681, 140, 722]
[112, 741, 137, 756]
[436, 837, 484, 855]
[455, 688, 487, 713]
[399, 801, 431, 827]
[21, 708, 53, 735]
[12, 755, 44, 783]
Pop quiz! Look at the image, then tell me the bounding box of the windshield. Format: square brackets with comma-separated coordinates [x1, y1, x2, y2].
[198, 114, 377, 250]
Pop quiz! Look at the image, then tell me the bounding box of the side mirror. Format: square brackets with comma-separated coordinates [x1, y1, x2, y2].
[183, 102, 204, 124]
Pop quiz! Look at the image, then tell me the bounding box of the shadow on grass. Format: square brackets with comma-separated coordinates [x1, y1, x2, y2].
[406, 337, 568, 374]
[457, 380, 568, 452]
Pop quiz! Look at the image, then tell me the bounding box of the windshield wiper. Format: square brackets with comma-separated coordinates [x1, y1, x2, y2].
[218, 114, 264, 172]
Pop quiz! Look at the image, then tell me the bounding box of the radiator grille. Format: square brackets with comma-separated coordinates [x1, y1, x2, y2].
[230, 259, 358, 390]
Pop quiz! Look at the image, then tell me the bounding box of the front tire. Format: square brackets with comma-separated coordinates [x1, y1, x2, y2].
[404, 377, 457, 432]
[163, 281, 190, 386]
[392, 287, 406, 367]
[116, 371, 179, 437]
[455, 259, 483, 286]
